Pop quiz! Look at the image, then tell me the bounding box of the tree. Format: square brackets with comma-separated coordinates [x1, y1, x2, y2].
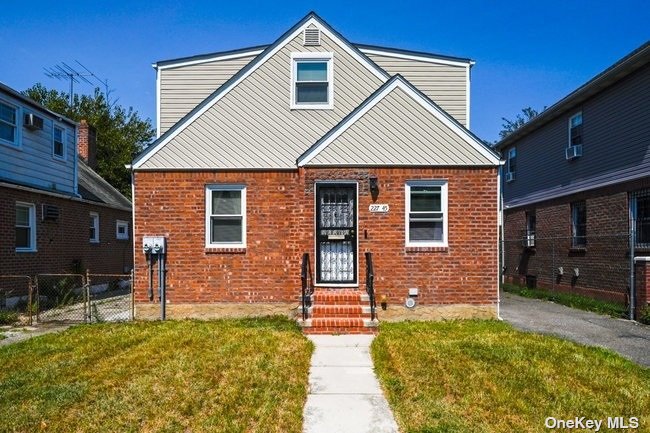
[499, 106, 542, 140]
[23, 83, 155, 198]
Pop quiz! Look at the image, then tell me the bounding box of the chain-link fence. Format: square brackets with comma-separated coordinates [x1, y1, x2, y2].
[501, 233, 632, 304]
[0, 271, 132, 325]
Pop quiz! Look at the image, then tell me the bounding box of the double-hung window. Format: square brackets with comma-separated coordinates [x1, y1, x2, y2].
[16, 202, 36, 252]
[571, 201, 587, 248]
[525, 210, 536, 248]
[90, 212, 100, 243]
[53, 125, 65, 160]
[569, 112, 583, 147]
[406, 181, 448, 247]
[116, 220, 129, 240]
[291, 53, 333, 109]
[206, 185, 246, 248]
[631, 189, 650, 249]
[0, 101, 19, 147]
[506, 147, 516, 182]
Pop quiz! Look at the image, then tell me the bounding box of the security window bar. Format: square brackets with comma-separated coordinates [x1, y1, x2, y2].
[569, 112, 583, 147]
[406, 182, 447, 246]
[90, 213, 100, 243]
[207, 185, 246, 247]
[0, 101, 18, 146]
[295, 60, 329, 104]
[632, 189, 650, 249]
[53, 126, 65, 159]
[571, 201, 587, 248]
[16, 203, 36, 252]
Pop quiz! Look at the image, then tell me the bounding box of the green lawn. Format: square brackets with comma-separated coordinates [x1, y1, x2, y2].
[372, 321, 650, 433]
[0, 317, 313, 433]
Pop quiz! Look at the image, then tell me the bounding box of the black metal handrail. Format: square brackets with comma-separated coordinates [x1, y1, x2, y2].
[300, 253, 313, 321]
[365, 252, 376, 321]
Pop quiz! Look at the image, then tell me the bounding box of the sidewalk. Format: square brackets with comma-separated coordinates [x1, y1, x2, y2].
[303, 335, 399, 433]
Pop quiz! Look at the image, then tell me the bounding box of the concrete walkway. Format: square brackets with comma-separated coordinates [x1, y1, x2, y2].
[501, 292, 650, 367]
[303, 335, 399, 433]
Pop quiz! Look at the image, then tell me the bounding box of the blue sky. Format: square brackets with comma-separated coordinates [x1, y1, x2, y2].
[1, 1, 648, 143]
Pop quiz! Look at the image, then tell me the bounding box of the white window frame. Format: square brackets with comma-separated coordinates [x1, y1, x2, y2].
[0, 99, 21, 149]
[568, 112, 583, 147]
[290, 52, 334, 110]
[506, 147, 516, 182]
[52, 124, 66, 161]
[90, 212, 100, 243]
[205, 184, 246, 248]
[405, 180, 448, 247]
[116, 220, 129, 240]
[631, 189, 650, 249]
[15, 202, 36, 252]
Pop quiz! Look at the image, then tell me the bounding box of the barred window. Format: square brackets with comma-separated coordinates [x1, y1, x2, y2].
[632, 189, 650, 248]
[571, 201, 587, 248]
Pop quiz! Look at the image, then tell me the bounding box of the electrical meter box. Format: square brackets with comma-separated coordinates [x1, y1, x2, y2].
[143, 236, 166, 254]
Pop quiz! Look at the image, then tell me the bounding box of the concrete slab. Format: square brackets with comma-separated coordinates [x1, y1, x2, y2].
[311, 345, 373, 367]
[304, 394, 398, 433]
[307, 334, 374, 347]
[309, 366, 382, 394]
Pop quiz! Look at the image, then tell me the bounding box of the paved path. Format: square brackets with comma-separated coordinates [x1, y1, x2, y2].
[0, 323, 71, 347]
[303, 335, 399, 433]
[501, 292, 650, 367]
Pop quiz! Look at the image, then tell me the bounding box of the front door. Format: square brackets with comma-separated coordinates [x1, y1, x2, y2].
[316, 183, 357, 284]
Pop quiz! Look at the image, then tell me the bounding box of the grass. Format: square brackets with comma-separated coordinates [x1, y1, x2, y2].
[0, 316, 313, 433]
[502, 282, 628, 318]
[372, 320, 650, 433]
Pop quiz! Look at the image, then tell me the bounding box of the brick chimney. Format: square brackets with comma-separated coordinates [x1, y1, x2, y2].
[78, 119, 97, 169]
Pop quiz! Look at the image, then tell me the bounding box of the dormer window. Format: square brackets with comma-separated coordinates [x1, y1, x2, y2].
[291, 53, 333, 109]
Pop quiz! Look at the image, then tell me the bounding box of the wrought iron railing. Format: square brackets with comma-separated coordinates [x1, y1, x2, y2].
[300, 253, 313, 321]
[365, 252, 376, 321]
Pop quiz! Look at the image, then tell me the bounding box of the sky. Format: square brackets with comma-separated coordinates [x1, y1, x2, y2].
[1, 0, 648, 143]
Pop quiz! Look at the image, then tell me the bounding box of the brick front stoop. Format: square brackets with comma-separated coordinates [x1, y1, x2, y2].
[300, 289, 378, 334]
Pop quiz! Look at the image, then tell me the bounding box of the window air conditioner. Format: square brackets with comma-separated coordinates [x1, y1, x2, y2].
[565, 145, 583, 160]
[505, 172, 515, 182]
[24, 113, 44, 130]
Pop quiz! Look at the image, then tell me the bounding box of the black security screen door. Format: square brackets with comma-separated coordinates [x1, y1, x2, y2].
[316, 184, 357, 284]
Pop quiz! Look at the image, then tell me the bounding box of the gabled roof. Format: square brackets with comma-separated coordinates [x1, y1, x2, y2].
[495, 41, 650, 151]
[0, 82, 77, 127]
[298, 75, 500, 166]
[78, 159, 132, 211]
[133, 11, 390, 170]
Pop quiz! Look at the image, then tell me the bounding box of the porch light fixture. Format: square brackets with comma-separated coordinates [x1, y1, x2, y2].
[369, 176, 379, 195]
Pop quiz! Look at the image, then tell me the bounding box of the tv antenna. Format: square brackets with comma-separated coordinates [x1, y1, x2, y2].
[44, 61, 110, 107]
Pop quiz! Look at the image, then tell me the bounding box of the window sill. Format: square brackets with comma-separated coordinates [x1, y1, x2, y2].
[569, 247, 587, 253]
[90, 240, 100, 244]
[15, 248, 37, 253]
[406, 246, 448, 253]
[205, 248, 246, 254]
[290, 104, 334, 110]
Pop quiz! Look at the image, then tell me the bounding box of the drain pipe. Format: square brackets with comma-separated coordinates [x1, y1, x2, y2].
[147, 252, 155, 301]
[160, 248, 166, 320]
[629, 222, 636, 320]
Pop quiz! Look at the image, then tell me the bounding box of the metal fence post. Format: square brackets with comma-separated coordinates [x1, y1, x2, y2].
[27, 276, 33, 326]
[34, 275, 40, 324]
[85, 270, 91, 323]
[130, 269, 135, 321]
[629, 224, 636, 320]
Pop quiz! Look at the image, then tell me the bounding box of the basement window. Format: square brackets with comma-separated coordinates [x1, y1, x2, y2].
[405, 181, 448, 247]
[206, 185, 246, 248]
[291, 53, 333, 109]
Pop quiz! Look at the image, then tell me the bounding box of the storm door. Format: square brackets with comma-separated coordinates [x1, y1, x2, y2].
[315, 184, 357, 284]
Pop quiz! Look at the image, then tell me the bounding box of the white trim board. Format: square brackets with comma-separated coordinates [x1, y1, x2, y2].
[359, 47, 473, 68]
[154, 49, 265, 71]
[297, 77, 500, 166]
[135, 16, 388, 170]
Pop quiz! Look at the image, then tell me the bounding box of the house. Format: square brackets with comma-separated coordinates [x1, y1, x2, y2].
[132, 12, 501, 332]
[495, 42, 650, 319]
[0, 82, 133, 282]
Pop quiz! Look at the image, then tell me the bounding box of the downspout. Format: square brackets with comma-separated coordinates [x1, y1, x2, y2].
[629, 205, 636, 320]
[497, 166, 502, 320]
[73, 123, 79, 196]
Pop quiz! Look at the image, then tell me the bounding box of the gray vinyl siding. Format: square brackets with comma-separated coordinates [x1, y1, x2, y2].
[143, 31, 384, 169]
[308, 86, 492, 166]
[502, 64, 650, 208]
[0, 92, 76, 194]
[364, 53, 468, 126]
[159, 55, 258, 134]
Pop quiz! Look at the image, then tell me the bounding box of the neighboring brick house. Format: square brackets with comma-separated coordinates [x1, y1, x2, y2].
[132, 12, 501, 332]
[0, 82, 133, 280]
[496, 42, 650, 318]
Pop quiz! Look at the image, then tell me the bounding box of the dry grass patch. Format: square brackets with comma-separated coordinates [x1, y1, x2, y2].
[372, 320, 650, 433]
[0, 317, 313, 433]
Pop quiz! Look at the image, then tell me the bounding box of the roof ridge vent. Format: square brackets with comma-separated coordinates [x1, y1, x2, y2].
[303, 28, 321, 46]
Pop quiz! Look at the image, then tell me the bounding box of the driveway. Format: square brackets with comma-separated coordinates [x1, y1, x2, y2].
[500, 292, 650, 367]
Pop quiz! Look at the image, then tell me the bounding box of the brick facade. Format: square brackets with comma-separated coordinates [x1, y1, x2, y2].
[1, 185, 133, 276]
[502, 179, 650, 311]
[133, 167, 498, 316]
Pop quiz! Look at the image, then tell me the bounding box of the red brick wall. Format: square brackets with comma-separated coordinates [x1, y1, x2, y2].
[1, 185, 133, 276]
[133, 167, 498, 306]
[502, 183, 638, 303]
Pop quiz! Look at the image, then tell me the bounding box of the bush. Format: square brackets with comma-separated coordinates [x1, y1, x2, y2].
[638, 307, 650, 325]
[0, 310, 19, 325]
